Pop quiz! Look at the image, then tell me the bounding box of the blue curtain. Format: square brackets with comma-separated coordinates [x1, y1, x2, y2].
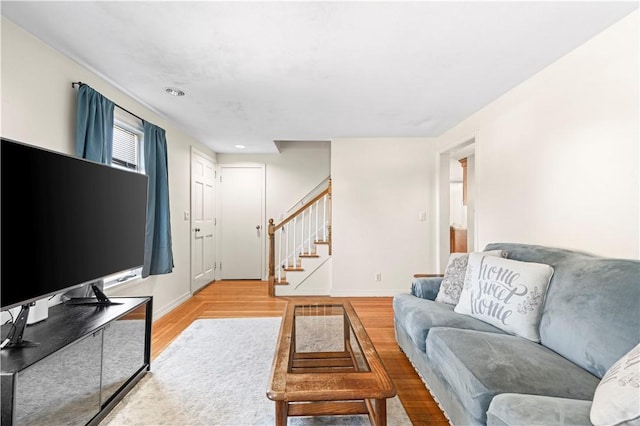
[75, 84, 114, 164]
[142, 121, 174, 277]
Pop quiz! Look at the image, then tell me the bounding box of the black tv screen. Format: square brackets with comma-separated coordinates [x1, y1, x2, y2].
[1, 138, 148, 310]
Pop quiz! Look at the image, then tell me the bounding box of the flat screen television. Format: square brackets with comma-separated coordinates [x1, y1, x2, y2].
[1, 138, 148, 346]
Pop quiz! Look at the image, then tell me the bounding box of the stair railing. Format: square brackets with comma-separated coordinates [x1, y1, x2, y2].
[268, 179, 332, 296]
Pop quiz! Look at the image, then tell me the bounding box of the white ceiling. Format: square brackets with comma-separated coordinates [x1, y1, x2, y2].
[2, 1, 637, 154]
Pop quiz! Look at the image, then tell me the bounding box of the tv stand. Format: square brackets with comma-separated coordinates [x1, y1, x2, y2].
[1, 297, 152, 426]
[0, 304, 39, 349]
[64, 283, 124, 306]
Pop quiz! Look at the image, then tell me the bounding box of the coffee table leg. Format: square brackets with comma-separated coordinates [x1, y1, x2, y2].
[373, 399, 387, 426]
[275, 401, 288, 426]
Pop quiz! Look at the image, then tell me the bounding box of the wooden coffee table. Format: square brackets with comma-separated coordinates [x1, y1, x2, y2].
[267, 300, 396, 425]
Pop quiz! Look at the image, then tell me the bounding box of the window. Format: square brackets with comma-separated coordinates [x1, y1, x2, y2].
[112, 114, 144, 173]
[112, 126, 140, 171]
[104, 113, 145, 288]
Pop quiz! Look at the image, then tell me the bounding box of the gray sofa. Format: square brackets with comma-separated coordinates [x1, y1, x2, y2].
[393, 243, 640, 425]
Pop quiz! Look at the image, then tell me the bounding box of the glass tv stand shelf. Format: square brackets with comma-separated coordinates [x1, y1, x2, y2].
[1, 297, 152, 426]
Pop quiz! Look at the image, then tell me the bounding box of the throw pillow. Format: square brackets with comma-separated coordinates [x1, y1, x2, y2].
[435, 250, 506, 305]
[454, 253, 554, 342]
[590, 343, 640, 426]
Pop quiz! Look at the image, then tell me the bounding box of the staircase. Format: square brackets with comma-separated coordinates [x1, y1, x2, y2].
[268, 179, 332, 297]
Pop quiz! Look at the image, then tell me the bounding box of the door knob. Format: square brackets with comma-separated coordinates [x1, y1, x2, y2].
[256, 225, 261, 230]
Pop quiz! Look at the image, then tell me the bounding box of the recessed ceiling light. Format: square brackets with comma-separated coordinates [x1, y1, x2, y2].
[234, 145, 246, 149]
[165, 87, 185, 96]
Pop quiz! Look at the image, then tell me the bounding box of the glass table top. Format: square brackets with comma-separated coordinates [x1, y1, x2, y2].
[291, 304, 369, 373]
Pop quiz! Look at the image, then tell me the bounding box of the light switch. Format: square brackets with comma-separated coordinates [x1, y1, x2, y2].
[184, 211, 190, 221]
[419, 211, 427, 221]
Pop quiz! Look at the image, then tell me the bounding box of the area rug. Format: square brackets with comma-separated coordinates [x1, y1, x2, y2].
[101, 317, 412, 425]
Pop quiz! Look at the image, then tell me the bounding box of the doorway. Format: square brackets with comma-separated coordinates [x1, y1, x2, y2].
[218, 163, 265, 279]
[449, 157, 467, 253]
[191, 148, 216, 293]
[438, 140, 476, 270]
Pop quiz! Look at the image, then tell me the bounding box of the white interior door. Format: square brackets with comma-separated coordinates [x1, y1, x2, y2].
[191, 149, 216, 293]
[218, 164, 265, 279]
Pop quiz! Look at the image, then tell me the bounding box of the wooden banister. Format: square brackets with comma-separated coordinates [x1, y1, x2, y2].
[272, 186, 330, 233]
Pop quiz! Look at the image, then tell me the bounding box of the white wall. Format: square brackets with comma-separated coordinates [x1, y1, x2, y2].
[449, 182, 465, 227]
[437, 11, 639, 259]
[331, 138, 438, 296]
[449, 157, 466, 228]
[1, 18, 216, 319]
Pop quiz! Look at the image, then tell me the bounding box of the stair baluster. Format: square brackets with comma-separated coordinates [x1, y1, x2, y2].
[278, 226, 283, 283]
[293, 216, 297, 267]
[308, 204, 313, 255]
[322, 194, 327, 242]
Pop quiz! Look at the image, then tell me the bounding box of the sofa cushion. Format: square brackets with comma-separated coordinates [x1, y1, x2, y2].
[590, 343, 640, 426]
[392, 293, 504, 352]
[485, 243, 640, 377]
[435, 250, 506, 305]
[454, 253, 554, 342]
[487, 394, 592, 426]
[426, 327, 600, 424]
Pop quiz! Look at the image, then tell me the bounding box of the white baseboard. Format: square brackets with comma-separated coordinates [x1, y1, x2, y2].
[329, 288, 408, 297]
[153, 291, 192, 321]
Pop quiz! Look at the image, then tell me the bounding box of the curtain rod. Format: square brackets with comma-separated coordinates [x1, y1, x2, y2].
[72, 81, 145, 123]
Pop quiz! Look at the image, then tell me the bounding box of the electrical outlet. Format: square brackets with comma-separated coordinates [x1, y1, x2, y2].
[375, 273, 382, 282]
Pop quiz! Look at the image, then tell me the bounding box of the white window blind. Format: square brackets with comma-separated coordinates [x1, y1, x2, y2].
[112, 125, 139, 170]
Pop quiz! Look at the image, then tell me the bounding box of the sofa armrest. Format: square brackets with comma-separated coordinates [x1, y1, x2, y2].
[411, 275, 444, 300]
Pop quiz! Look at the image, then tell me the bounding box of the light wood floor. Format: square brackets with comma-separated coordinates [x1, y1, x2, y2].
[152, 280, 448, 425]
